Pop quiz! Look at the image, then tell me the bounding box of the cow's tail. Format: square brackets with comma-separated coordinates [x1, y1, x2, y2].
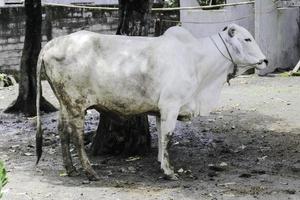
[36, 50, 44, 165]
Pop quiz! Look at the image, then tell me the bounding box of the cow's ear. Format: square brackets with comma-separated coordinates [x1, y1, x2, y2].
[228, 27, 235, 38]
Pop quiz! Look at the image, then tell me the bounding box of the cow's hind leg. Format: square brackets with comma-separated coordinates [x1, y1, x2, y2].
[69, 114, 99, 181]
[58, 110, 78, 176]
[159, 107, 179, 180]
[156, 116, 162, 163]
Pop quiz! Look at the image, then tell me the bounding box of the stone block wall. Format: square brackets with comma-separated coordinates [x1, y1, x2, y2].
[0, 6, 179, 76]
[0, 6, 119, 75]
[0, 7, 26, 74]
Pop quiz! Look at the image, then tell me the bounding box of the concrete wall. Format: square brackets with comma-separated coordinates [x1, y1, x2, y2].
[180, 0, 255, 38]
[255, 0, 300, 74]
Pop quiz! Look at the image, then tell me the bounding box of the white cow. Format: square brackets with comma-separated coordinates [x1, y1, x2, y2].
[36, 24, 268, 180]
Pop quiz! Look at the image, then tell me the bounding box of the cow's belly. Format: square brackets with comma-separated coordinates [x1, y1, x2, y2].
[87, 71, 160, 116]
[92, 94, 159, 116]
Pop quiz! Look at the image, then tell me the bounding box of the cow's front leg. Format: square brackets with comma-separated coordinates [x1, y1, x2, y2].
[159, 107, 179, 180]
[70, 115, 99, 181]
[156, 116, 162, 163]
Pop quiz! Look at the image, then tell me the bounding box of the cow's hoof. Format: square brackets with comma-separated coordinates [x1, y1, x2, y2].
[67, 167, 80, 177]
[86, 172, 100, 181]
[163, 173, 179, 181]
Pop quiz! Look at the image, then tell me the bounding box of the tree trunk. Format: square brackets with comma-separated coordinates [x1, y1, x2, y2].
[91, 0, 153, 156]
[4, 0, 56, 116]
[116, 0, 153, 36]
[45, 7, 53, 41]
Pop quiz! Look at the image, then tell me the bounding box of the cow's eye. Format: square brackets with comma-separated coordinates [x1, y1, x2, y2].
[245, 38, 252, 42]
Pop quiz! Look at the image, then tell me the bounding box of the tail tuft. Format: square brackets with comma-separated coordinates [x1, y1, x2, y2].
[36, 127, 43, 165]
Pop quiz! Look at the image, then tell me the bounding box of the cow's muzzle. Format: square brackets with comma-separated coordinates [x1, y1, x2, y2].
[256, 59, 268, 70]
[257, 59, 269, 65]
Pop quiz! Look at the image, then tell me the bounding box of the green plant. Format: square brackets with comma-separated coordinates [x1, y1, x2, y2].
[0, 161, 8, 198]
[0, 73, 13, 87]
[164, 0, 179, 7]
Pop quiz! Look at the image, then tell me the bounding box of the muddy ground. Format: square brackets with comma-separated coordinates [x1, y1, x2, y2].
[0, 75, 299, 200]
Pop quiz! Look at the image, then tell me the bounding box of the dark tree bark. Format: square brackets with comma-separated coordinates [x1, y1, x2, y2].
[4, 0, 56, 116]
[45, 7, 53, 41]
[91, 0, 153, 156]
[116, 0, 153, 36]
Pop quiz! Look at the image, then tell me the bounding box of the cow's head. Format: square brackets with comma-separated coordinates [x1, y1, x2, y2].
[222, 24, 268, 74]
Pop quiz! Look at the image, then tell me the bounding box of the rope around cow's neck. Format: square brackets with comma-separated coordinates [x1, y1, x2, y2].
[210, 33, 262, 85]
[209, 33, 238, 85]
[217, 33, 238, 85]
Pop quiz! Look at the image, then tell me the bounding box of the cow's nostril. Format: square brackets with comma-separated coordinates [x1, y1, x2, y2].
[263, 59, 269, 65]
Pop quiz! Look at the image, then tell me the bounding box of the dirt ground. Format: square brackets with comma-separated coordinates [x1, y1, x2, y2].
[0, 75, 299, 200]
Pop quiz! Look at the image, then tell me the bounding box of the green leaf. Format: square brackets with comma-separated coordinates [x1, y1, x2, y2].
[0, 161, 8, 198]
[280, 71, 300, 77]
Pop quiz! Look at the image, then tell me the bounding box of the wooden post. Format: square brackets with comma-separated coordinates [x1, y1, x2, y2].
[289, 59, 300, 75]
